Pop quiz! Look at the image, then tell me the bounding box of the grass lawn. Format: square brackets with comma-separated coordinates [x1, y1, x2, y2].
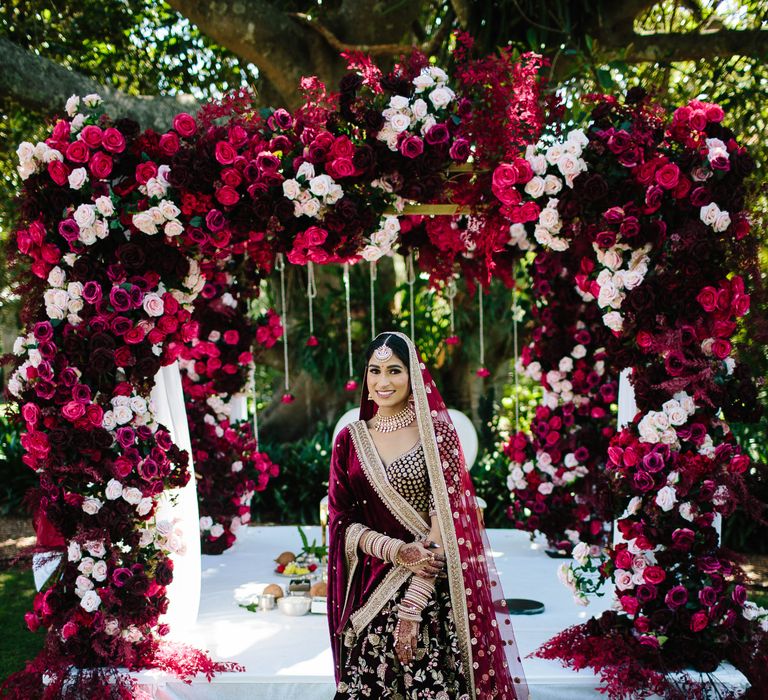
[0, 567, 44, 682]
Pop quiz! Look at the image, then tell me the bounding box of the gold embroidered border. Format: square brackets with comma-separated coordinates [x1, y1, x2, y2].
[391, 331, 477, 698]
[343, 522, 367, 615]
[348, 421, 430, 539]
[349, 565, 413, 636]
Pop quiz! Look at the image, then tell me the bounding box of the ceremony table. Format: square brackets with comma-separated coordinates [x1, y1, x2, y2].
[131, 525, 749, 699]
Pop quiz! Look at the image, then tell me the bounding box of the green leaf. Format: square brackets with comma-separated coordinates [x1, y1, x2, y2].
[189, 216, 202, 227]
[585, 35, 594, 54]
[526, 28, 538, 51]
[596, 68, 613, 90]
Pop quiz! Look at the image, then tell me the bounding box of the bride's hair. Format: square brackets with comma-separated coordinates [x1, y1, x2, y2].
[363, 333, 410, 371]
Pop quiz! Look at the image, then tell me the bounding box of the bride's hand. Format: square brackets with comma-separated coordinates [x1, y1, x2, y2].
[394, 618, 420, 665]
[395, 541, 445, 578]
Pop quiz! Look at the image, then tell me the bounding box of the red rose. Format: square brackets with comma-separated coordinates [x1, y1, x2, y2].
[643, 566, 666, 585]
[654, 163, 680, 190]
[705, 104, 725, 123]
[636, 331, 654, 351]
[328, 158, 355, 178]
[159, 132, 180, 156]
[732, 293, 750, 317]
[729, 454, 750, 474]
[89, 151, 113, 179]
[80, 125, 103, 149]
[673, 176, 691, 200]
[216, 185, 240, 206]
[517, 201, 540, 223]
[696, 286, 718, 312]
[711, 339, 731, 359]
[61, 401, 86, 421]
[215, 141, 237, 165]
[511, 158, 533, 184]
[615, 549, 633, 570]
[620, 595, 639, 616]
[124, 326, 146, 344]
[492, 163, 519, 189]
[690, 611, 708, 632]
[47, 160, 69, 186]
[221, 168, 242, 187]
[330, 136, 354, 159]
[113, 456, 133, 479]
[20, 430, 50, 459]
[114, 346, 134, 367]
[304, 226, 327, 246]
[223, 330, 239, 345]
[101, 127, 126, 153]
[65, 140, 90, 163]
[173, 113, 197, 138]
[135, 161, 158, 185]
[85, 404, 103, 427]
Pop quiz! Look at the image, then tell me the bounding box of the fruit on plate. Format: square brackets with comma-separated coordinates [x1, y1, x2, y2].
[275, 551, 296, 566]
[263, 583, 284, 599]
[278, 561, 312, 576]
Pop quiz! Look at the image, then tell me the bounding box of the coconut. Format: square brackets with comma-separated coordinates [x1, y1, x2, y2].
[310, 581, 327, 597]
[274, 551, 296, 566]
[263, 583, 284, 599]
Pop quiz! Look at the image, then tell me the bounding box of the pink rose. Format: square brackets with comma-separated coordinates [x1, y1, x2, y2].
[159, 132, 180, 156]
[65, 140, 90, 164]
[61, 620, 79, 639]
[729, 454, 750, 474]
[62, 401, 86, 421]
[20, 430, 50, 459]
[689, 110, 707, 131]
[22, 403, 40, 426]
[215, 141, 237, 165]
[89, 151, 113, 179]
[221, 168, 242, 187]
[304, 226, 327, 246]
[215, 185, 240, 206]
[619, 595, 639, 616]
[696, 286, 718, 312]
[654, 163, 680, 190]
[80, 125, 103, 149]
[47, 160, 69, 186]
[173, 113, 197, 138]
[492, 163, 519, 190]
[705, 104, 725, 123]
[101, 128, 126, 153]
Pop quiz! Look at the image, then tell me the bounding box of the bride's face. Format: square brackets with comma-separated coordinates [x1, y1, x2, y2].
[366, 355, 410, 412]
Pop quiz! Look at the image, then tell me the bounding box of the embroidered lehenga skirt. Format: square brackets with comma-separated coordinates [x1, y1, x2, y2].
[336, 576, 470, 699]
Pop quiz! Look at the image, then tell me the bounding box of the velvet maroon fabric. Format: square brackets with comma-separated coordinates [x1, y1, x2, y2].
[327, 425, 414, 682]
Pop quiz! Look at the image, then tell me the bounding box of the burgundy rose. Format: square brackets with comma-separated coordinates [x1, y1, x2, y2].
[619, 216, 640, 238]
[33, 321, 54, 342]
[81, 281, 102, 304]
[112, 568, 133, 587]
[689, 186, 711, 207]
[173, 113, 197, 138]
[633, 470, 656, 493]
[425, 123, 450, 146]
[698, 556, 721, 574]
[671, 528, 695, 551]
[155, 558, 174, 586]
[138, 457, 160, 480]
[272, 108, 293, 130]
[65, 140, 90, 163]
[155, 430, 173, 451]
[607, 130, 631, 153]
[655, 163, 680, 190]
[698, 586, 718, 607]
[580, 174, 608, 202]
[206, 209, 226, 232]
[642, 451, 665, 473]
[400, 135, 424, 159]
[665, 585, 688, 609]
[595, 230, 616, 248]
[664, 351, 686, 377]
[636, 583, 657, 603]
[732, 584, 747, 606]
[328, 158, 355, 178]
[109, 287, 132, 312]
[644, 185, 664, 211]
[216, 186, 240, 206]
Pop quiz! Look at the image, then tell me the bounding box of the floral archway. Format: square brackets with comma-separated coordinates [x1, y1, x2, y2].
[4, 34, 766, 699]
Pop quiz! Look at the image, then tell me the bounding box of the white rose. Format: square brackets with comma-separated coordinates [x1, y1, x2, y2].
[80, 589, 102, 613]
[75, 575, 94, 593]
[597, 282, 620, 308]
[388, 94, 410, 110]
[545, 144, 563, 165]
[603, 311, 624, 332]
[428, 66, 448, 82]
[626, 496, 643, 515]
[418, 115, 437, 137]
[382, 216, 400, 236]
[412, 74, 435, 93]
[78, 557, 95, 575]
[621, 269, 645, 290]
[231, 460, 243, 473]
[105, 479, 123, 500]
[296, 161, 315, 181]
[679, 501, 695, 521]
[648, 410, 670, 431]
[559, 357, 574, 373]
[524, 176, 546, 198]
[112, 405, 133, 425]
[17, 140, 36, 164]
[538, 482, 554, 495]
[164, 220, 184, 237]
[149, 206, 165, 225]
[325, 184, 344, 205]
[655, 485, 678, 512]
[68, 168, 88, 190]
[85, 540, 105, 557]
[700, 202, 720, 227]
[538, 207, 560, 231]
[132, 212, 157, 235]
[199, 516, 214, 530]
[527, 153, 547, 176]
[157, 200, 179, 221]
[428, 86, 454, 109]
[543, 174, 562, 195]
[361, 245, 385, 262]
[713, 210, 731, 233]
[65, 95, 80, 116]
[389, 112, 411, 133]
[210, 524, 225, 538]
[309, 174, 333, 198]
[95, 196, 114, 217]
[67, 541, 82, 562]
[104, 619, 119, 636]
[101, 410, 117, 431]
[300, 198, 322, 218]
[79, 227, 97, 246]
[572, 541, 591, 565]
[146, 178, 167, 199]
[83, 93, 102, 107]
[142, 293, 164, 317]
[137, 498, 153, 516]
[47, 266, 66, 288]
[74, 204, 96, 229]
[282, 179, 301, 200]
[122, 487, 143, 505]
[129, 396, 148, 415]
[557, 153, 582, 176]
[411, 98, 429, 120]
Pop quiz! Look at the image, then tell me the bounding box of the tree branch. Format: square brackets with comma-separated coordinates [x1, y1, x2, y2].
[0, 38, 199, 131]
[166, 0, 314, 109]
[599, 29, 768, 63]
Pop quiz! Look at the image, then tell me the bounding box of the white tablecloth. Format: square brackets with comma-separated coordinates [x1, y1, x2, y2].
[132, 526, 748, 699]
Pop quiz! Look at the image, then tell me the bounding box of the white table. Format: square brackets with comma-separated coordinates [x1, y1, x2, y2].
[132, 526, 748, 699]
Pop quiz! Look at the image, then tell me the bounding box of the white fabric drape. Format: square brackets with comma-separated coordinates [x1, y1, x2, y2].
[151, 361, 201, 636]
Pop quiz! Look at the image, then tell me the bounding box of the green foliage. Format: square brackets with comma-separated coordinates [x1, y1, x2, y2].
[0, 408, 35, 517]
[252, 422, 333, 525]
[0, 567, 44, 678]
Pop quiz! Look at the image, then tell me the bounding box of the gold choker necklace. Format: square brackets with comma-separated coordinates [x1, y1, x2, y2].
[374, 405, 416, 433]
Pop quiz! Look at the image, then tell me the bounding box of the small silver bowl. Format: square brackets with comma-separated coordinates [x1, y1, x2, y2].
[277, 595, 311, 616]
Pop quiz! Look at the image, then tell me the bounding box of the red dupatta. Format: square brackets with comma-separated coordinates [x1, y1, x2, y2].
[327, 332, 529, 700]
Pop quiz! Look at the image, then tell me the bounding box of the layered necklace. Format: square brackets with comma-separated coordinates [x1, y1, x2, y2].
[374, 404, 416, 433]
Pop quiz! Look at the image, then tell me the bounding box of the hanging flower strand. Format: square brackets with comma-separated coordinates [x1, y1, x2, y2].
[275, 254, 294, 403]
[370, 261, 377, 340]
[306, 261, 318, 347]
[343, 263, 358, 392]
[476, 284, 490, 378]
[445, 278, 459, 345]
[406, 251, 416, 344]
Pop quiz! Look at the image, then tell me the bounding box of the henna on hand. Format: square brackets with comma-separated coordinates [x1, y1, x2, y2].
[394, 618, 420, 666]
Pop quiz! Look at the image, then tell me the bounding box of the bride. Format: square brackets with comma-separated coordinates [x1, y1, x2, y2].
[327, 331, 528, 699]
